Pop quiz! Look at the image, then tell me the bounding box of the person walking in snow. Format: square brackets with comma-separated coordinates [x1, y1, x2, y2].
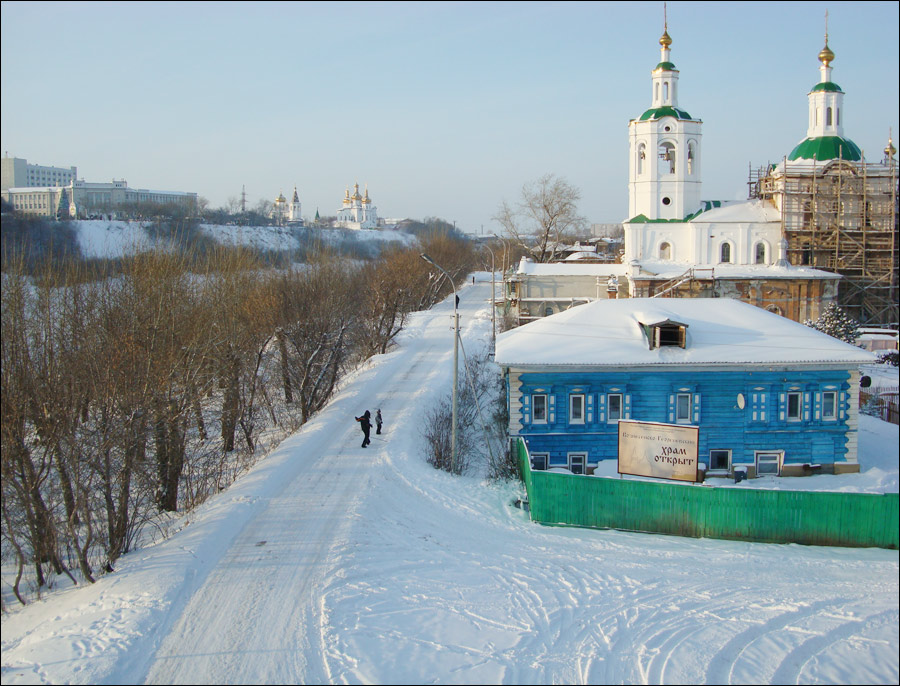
[375, 409, 383, 435]
[355, 410, 372, 447]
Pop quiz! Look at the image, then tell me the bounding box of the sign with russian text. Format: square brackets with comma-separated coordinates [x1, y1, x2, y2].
[617, 420, 699, 482]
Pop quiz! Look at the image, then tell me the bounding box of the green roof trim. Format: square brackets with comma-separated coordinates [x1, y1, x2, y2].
[810, 81, 843, 93]
[788, 136, 862, 162]
[627, 201, 723, 224]
[654, 61, 677, 71]
[638, 105, 694, 121]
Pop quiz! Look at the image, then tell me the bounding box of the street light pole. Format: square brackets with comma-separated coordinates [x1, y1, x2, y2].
[485, 244, 497, 354]
[420, 253, 458, 473]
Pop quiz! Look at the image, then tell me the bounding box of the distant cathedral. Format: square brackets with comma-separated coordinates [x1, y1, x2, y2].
[336, 182, 378, 229]
[271, 187, 303, 225]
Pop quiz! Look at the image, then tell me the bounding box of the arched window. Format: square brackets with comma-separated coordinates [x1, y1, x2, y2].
[544, 307, 554, 317]
[663, 82, 669, 100]
[687, 141, 696, 175]
[836, 107, 840, 125]
[655, 83, 659, 102]
[826, 107, 833, 126]
[720, 242, 732, 263]
[659, 142, 676, 175]
[659, 242, 672, 260]
[754, 242, 767, 264]
[637, 143, 646, 175]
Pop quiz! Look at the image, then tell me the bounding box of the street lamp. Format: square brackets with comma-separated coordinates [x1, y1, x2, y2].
[484, 243, 497, 354]
[420, 253, 459, 473]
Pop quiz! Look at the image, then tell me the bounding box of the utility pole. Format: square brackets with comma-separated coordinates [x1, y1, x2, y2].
[485, 243, 497, 354]
[420, 253, 459, 474]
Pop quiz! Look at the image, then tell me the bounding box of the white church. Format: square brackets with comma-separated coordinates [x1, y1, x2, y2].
[506, 20, 879, 326]
[624, 23, 787, 269]
[336, 182, 378, 229]
[270, 187, 303, 225]
[618, 21, 852, 322]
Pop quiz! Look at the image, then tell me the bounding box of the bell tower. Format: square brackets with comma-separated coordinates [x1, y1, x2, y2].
[627, 16, 702, 220]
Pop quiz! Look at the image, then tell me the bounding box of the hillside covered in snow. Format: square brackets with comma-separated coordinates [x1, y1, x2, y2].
[72, 219, 418, 260]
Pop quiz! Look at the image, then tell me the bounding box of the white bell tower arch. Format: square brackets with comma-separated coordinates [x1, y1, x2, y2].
[627, 21, 702, 221]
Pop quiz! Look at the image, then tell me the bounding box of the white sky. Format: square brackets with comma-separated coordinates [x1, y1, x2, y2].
[1, 267, 898, 684]
[2, 1, 898, 235]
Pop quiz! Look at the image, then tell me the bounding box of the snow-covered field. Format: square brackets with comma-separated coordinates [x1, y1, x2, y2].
[73, 219, 416, 259]
[1, 276, 897, 685]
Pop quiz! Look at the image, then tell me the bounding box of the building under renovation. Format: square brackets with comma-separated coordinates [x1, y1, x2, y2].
[749, 34, 898, 327]
[751, 148, 898, 327]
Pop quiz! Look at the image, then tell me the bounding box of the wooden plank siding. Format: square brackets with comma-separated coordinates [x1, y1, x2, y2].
[509, 367, 860, 472]
[516, 439, 899, 549]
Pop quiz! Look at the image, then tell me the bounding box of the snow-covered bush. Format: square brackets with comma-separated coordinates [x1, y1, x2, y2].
[804, 302, 861, 345]
[877, 350, 899, 367]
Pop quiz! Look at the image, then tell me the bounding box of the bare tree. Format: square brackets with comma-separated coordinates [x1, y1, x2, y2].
[275, 254, 364, 425]
[494, 174, 586, 263]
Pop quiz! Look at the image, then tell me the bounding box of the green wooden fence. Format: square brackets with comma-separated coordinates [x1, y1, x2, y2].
[516, 439, 899, 549]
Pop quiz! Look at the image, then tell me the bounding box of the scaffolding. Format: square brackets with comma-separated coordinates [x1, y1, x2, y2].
[749, 153, 899, 327]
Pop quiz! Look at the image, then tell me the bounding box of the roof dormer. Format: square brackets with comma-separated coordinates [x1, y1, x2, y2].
[641, 318, 688, 349]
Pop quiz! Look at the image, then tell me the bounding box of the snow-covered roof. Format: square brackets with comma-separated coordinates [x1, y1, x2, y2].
[627, 198, 781, 225]
[688, 198, 781, 224]
[515, 258, 627, 277]
[563, 251, 604, 261]
[630, 260, 840, 281]
[495, 298, 876, 368]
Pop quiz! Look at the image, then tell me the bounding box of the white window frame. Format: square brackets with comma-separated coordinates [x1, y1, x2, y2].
[720, 241, 733, 264]
[786, 392, 802, 421]
[756, 451, 782, 476]
[675, 393, 692, 424]
[708, 449, 731, 473]
[569, 394, 585, 425]
[607, 393, 623, 422]
[568, 452, 587, 475]
[532, 394, 548, 424]
[754, 241, 767, 264]
[530, 452, 549, 471]
[822, 391, 837, 421]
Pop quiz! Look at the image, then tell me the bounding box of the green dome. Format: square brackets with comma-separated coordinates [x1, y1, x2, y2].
[788, 136, 862, 162]
[810, 81, 844, 93]
[638, 105, 693, 121]
[654, 61, 677, 71]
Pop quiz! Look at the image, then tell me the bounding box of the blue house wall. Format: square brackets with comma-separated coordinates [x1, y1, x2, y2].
[512, 368, 855, 471]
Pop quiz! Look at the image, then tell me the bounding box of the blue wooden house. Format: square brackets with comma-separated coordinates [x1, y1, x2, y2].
[494, 298, 876, 478]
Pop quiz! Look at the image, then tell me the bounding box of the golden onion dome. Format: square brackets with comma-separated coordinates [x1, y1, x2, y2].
[659, 29, 672, 48]
[818, 41, 834, 66]
[886, 137, 897, 159]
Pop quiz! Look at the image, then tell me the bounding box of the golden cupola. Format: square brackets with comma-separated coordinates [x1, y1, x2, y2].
[659, 28, 672, 48]
[818, 39, 835, 67]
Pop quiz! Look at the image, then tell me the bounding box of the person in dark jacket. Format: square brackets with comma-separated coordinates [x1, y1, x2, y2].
[375, 409, 383, 435]
[355, 410, 372, 447]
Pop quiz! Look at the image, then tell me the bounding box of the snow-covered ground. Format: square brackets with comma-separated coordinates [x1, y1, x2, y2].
[73, 219, 416, 259]
[1, 275, 897, 685]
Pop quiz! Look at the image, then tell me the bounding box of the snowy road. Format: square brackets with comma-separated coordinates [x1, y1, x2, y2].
[2, 275, 897, 685]
[141, 281, 481, 684]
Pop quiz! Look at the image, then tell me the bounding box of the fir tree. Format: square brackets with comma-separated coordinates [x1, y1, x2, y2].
[804, 303, 861, 345]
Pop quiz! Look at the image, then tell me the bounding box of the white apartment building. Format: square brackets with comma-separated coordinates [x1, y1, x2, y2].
[2, 178, 197, 218]
[1, 155, 77, 191]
